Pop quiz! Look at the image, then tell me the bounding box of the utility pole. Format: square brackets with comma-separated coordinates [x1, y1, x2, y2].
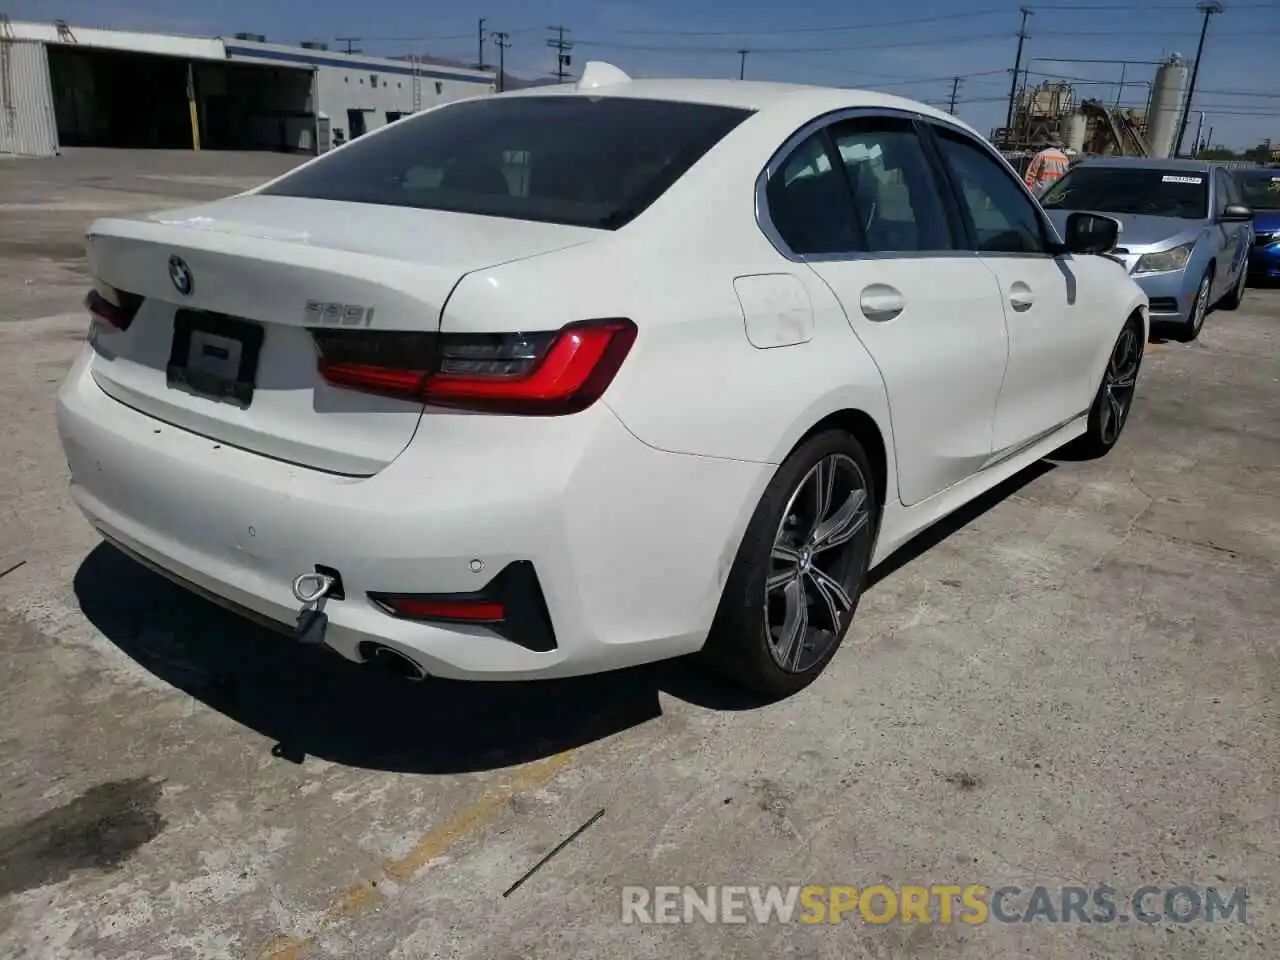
[1204, 125, 1214, 152]
[477, 17, 486, 70]
[491, 31, 510, 92]
[547, 25, 574, 82]
[1174, 0, 1223, 157]
[1004, 6, 1032, 135]
[738, 49, 748, 80]
[948, 76, 963, 114]
[1193, 111, 1205, 156]
[336, 37, 361, 54]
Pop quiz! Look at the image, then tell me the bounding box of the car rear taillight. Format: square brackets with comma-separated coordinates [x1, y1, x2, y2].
[86, 282, 143, 332]
[313, 318, 636, 415]
[375, 598, 506, 622]
[368, 561, 556, 652]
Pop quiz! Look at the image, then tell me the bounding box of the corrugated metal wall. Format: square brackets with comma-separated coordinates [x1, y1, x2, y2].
[1, 40, 60, 157]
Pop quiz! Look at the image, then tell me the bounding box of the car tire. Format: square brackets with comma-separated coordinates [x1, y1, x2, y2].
[1064, 314, 1144, 460]
[1219, 262, 1247, 311]
[1177, 268, 1212, 342]
[701, 429, 880, 697]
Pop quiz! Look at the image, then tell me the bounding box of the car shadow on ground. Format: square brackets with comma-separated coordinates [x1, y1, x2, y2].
[74, 460, 1056, 776]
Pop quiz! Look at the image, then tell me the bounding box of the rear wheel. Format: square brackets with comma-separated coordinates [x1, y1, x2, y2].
[1065, 315, 1144, 459]
[1178, 269, 1212, 342]
[702, 430, 879, 697]
[1219, 262, 1247, 311]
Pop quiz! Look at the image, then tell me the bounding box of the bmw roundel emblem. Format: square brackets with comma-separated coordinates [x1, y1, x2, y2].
[168, 255, 193, 296]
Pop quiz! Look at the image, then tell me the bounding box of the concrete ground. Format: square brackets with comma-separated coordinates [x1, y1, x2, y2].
[0, 150, 1276, 960]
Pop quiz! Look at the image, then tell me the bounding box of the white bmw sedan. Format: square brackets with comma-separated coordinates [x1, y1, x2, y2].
[57, 63, 1147, 696]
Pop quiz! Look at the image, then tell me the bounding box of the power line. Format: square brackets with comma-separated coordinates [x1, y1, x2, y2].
[571, 30, 1013, 55]
[874, 69, 1010, 88]
[1034, 29, 1274, 38]
[614, 8, 1009, 37]
[1027, 2, 1273, 8]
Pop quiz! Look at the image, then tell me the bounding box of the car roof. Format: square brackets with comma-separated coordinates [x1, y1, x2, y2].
[497, 66, 980, 137]
[1074, 155, 1216, 173]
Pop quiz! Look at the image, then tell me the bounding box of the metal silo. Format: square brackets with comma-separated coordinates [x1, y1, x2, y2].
[1147, 54, 1188, 159]
[1061, 111, 1088, 153]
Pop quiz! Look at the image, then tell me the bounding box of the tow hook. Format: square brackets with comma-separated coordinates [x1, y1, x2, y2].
[292, 567, 343, 645]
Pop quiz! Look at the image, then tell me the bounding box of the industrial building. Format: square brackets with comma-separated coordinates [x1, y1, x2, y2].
[0, 18, 496, 157]
[992, 54, 1195, 165]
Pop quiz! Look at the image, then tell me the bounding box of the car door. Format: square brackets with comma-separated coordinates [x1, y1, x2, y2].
[1213, 169, 1249, 296]
[928, 125, 1101, 459]
[764, 114, 1010, 507]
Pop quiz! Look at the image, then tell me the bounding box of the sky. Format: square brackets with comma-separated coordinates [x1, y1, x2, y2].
[11, 0, 1280, 148]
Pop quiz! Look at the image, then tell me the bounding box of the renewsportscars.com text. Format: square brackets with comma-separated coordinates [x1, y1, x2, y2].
[621, 884, 1248, 925]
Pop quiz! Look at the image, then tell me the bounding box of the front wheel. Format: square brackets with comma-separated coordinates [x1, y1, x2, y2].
[701, 430, 880, 697]
[1178, 269, 1212, 342]
[1065, 315, 1144, 460]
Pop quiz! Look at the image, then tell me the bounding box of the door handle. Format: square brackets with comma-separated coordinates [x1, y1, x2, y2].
[1009, 281, 1035, 313]
[859, 284, 904, 323]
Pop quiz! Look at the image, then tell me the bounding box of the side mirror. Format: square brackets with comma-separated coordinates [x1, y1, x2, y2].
[1062, 211, 1121, 255]
[1220, 203, 1253, 223]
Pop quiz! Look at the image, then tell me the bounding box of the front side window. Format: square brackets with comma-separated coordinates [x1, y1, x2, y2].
[934, 129, 1047, 254]
[828, 117, 956, 253]
[1039, 165, 1209, 220]
[262, 96, 752, 230]
[765, 133, 861, 255]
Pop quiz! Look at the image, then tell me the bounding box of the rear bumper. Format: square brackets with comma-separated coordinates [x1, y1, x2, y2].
[56, 347, 769, 680]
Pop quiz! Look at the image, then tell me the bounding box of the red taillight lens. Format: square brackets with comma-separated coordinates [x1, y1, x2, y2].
[376, 597, 506, 622]
[314, 319, 637, 415]
[86, 283, 143, 332]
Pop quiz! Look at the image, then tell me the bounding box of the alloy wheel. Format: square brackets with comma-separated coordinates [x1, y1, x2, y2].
[1099, 323, 1142, 445]
[765, 453, 871, 674]
[1192, 274, 1210, 334]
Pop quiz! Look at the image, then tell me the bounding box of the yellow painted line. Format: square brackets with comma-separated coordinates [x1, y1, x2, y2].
[256, 749, 577, 959]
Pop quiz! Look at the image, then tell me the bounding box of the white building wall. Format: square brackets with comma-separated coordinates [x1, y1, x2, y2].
[223, 41, 495, 146]
[0, 40, 60, 157]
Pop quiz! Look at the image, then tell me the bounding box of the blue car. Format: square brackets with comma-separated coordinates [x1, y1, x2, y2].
[1040, 157, 1253, 341]
[1238, 167, 1280, 282]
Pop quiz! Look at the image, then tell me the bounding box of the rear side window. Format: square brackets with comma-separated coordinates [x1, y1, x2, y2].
[766, 133, 862, 255]
[262, 96, 752, 230]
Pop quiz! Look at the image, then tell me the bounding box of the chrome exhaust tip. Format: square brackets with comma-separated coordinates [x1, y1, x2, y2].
[358, 642, 427, 682]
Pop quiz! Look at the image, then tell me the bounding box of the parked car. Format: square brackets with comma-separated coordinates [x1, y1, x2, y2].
[57, 64, 1146, 697]
[1237, 167, 1280, 282]
[1039, 157, 1253, 341]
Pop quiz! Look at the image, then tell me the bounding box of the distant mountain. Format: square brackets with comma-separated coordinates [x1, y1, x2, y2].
[501, 74, 565, 90]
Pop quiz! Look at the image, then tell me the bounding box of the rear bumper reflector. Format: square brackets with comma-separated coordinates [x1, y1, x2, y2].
[368, 560, 558, 653]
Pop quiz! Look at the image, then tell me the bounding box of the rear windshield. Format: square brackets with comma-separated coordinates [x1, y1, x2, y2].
[262, 96, 752, 230]
[1040, 166, 1209, 220]
[1238, 170, 1280, 211]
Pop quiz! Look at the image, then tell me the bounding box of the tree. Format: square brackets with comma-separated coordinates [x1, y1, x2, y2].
[1242, 140, 1274, 164]
[1197, 145, 1238, 160]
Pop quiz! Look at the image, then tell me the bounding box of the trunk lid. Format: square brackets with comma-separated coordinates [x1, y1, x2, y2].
[85, 195, 599, 476]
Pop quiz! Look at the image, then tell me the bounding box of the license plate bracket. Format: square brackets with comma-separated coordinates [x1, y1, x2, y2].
[167, 310, 265, 406]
